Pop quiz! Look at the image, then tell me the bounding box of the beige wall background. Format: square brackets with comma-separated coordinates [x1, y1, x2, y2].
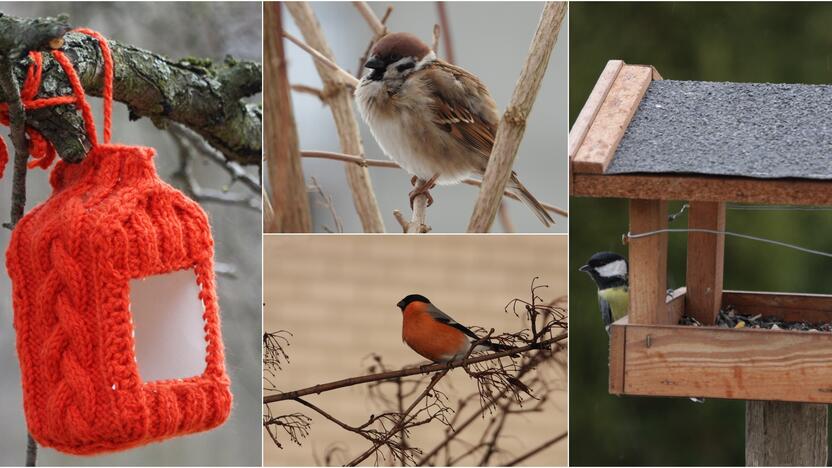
[263, 235, 568, 466]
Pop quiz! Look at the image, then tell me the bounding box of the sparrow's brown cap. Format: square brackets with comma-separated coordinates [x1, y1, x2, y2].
[370, 32, 431, 62]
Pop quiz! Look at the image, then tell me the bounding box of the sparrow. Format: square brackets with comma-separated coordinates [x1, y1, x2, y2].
[579, 252, 629, 335]
[580, 252, 704, 403]
[396, 294, 511, 363]
[354, 32, 554, 227]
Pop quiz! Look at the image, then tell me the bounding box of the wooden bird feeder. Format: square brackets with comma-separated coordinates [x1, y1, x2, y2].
[570, 60, 832, 405]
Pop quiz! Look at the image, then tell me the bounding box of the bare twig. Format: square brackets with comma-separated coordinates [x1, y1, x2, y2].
[301, 150, 567, 217]
[0, 56, 29, 230]
[346, 370, 450, 466]
[282, 31, 359, 88]
[505, 431, 568, 466]
[291, 84, 325, 100]
[406, 178, 430, 234]
[432, 24, 441, 54]
[25, 433, 37, 467]
[436, 2, 456, 63]
[263, 333, 566, 404]
[498, 202, 516, 233]
[467, 2, 566, 232]
[309, 177, 344, 233]
[355, 6, 393, 78]
[266, 4, 312, 232]
[353, 2, 387, 36]
[285, 2, 385, 232]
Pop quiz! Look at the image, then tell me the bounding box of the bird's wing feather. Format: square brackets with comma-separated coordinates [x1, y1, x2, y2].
[599, 296, 613, 336]
[420, 61, 499, 158]
[425, 303, 480, 340]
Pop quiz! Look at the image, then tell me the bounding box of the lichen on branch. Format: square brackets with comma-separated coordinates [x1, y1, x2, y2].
[0, 14, 262, 165]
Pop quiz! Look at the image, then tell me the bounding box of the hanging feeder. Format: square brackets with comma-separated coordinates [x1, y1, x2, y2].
[5, 29, 232, 455]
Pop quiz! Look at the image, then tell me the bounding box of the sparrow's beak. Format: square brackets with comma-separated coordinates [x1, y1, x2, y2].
[365, 57, 385, 70]
[578, 265, 591, 273]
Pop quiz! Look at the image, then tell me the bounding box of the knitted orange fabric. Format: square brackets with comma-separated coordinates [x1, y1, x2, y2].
[5, 30, 232, 455]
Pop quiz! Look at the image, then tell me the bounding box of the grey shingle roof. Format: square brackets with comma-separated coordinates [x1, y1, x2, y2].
[606, 80, 832, 179]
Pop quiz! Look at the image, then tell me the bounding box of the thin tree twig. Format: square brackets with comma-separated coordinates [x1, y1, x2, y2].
[436, 2, 456, 63]
[291, 84, 325, 100]
[355, 6, 393, 78]
[467, 2, 566, 232]
[266, 3, 312, 232]
[498, 202, 516, 233]
[346, 370, 450, 466]
[432, 24, 441, 54]
[0, 56, 29, 230]
[504, 431, 568, 466]
[285, 2, 385, 232]
[263, 333, 566, 404]
[301, 150, 567, 217]
[25, 433, 37, 467]
[406, 178, 430, 234]
[353, 2, 386, 36]
[282, 31, 359, 87]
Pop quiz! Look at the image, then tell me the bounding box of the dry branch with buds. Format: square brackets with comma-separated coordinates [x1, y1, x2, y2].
[263, 278, 568, 466]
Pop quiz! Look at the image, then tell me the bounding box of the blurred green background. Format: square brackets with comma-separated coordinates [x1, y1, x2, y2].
[570, 2, 832, 466]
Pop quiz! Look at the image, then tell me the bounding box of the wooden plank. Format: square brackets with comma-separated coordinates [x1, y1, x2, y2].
[609, 320, 626, 394]
[628, 199, 668, 325]
[622, 325, 832, 403]
[746, 401, 828, 466]
[568, 60, 624, 160]
[572, 65, 653, 174]
[723, 290, 832, 324]
[571, 173, 832, 206]
[685, 202, 726, 325]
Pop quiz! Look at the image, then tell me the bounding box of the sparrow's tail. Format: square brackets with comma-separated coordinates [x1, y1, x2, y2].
[508, 174, 554, 228]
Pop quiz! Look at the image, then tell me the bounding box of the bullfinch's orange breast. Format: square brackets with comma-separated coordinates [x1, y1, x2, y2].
[401, 302, 468, 362]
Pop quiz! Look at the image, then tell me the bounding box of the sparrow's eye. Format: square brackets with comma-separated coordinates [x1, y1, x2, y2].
[396, 62, 415, 73]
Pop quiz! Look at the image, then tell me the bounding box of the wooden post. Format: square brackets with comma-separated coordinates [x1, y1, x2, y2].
[746, 401, 828, 466]
[628, 199, 668, 324]
[685, 201, 725, 325]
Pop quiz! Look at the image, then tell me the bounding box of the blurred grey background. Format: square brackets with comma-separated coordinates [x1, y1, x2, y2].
[0, 3, 261, 466]
[276, 2, 568, 233]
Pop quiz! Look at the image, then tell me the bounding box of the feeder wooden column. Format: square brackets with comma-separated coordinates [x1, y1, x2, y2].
[628, 199, 668, 324]
[746, 401, 828, 466]
[685, 201, 725, 325]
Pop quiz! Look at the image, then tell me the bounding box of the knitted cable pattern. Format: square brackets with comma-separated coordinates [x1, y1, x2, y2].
[5, 30, 232, 455]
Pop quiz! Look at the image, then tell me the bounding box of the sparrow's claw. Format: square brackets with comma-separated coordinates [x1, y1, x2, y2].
[409, 185, 434, 209]
[410, 175, 419, 187]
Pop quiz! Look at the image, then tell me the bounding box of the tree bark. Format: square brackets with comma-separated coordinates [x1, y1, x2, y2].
[264, 3, 312, 232]
[0, 15, 261, 165]
[746, 401, 828, 466]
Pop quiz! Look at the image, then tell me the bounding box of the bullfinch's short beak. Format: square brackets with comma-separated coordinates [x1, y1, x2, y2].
[396, 299, 406, 309]
[578, 265, 590, 273]
[365, 57, 385, 70]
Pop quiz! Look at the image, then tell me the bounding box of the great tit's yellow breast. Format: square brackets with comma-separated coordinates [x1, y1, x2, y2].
[599, 287, 629, 321]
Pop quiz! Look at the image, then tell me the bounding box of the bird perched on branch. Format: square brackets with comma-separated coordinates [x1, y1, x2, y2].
[396, 294, 511, 363]
[579, 252, 629, 335]
[355, 32, 553, 227]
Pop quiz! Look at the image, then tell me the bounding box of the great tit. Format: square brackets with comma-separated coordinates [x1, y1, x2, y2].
[579, 251, 705, 403]
[579, 251, 629, 335]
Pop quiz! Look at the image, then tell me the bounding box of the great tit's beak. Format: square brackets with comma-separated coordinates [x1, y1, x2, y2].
[578, 265, 591, 273]
[365, 57, 385, 70]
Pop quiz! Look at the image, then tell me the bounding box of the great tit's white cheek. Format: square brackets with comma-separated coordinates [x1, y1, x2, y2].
[595, 259, 628, 278]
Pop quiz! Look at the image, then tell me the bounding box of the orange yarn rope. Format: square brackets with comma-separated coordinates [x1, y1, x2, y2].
[0, 28, 114, 176]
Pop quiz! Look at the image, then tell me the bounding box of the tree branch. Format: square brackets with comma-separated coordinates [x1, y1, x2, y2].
[0, 18, 261, 165]
[263, 333, 567, 404]
[467, 2, 566, 232]
[505, 432, 567, 466]
[265, 3, 312, 232]
[301, 150, 568, 218]
[285, 2, 385, 232]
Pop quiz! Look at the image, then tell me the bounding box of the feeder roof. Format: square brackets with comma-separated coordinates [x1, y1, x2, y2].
[570, 61, 832, 206]
[607, 80, 832, 179]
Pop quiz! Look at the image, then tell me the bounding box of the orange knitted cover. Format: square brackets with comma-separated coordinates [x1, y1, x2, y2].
[4, 30, 232, 455]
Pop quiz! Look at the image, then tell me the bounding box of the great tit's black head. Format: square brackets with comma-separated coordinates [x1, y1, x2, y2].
[579, 251, 628, 289]
[397, 294, 431, 311]
[365, 32, 432, 82]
